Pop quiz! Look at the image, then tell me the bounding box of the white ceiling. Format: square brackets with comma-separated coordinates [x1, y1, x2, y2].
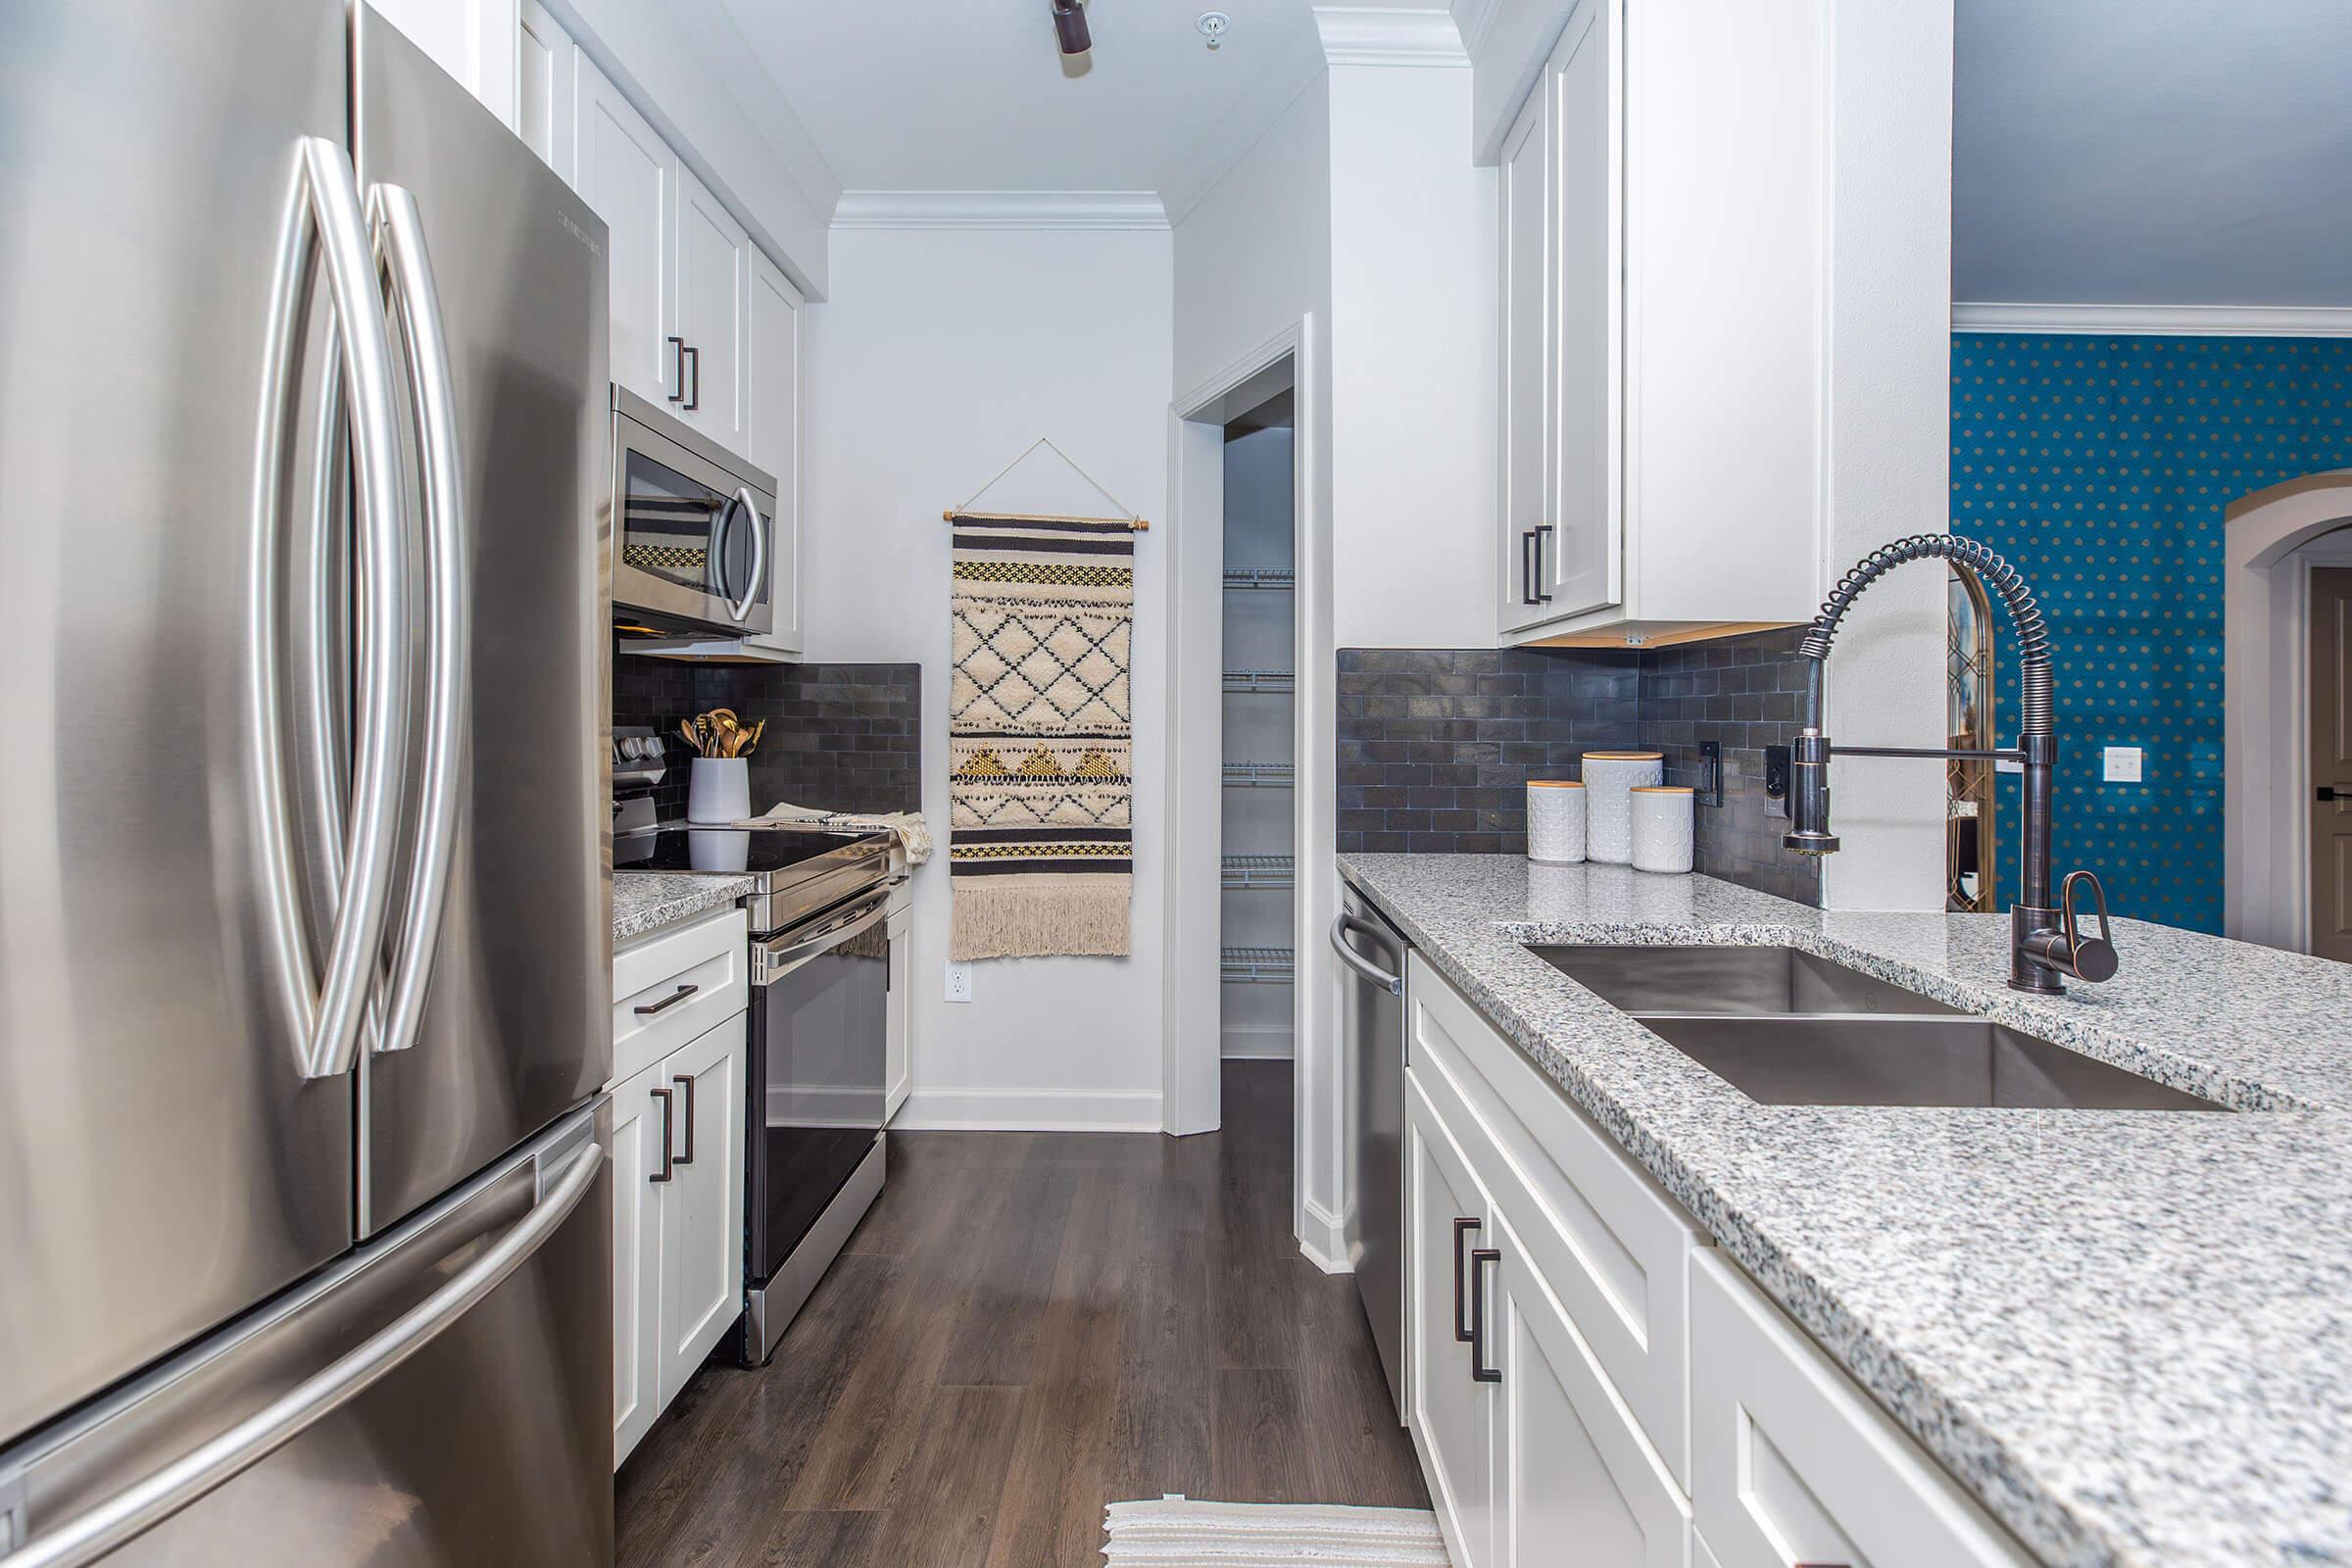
[716, 0, 1436, 202]
[1954, 0, 2352, 307]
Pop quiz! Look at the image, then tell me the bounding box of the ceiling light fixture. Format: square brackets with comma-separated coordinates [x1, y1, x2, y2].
[1052, 0, 1091, 56]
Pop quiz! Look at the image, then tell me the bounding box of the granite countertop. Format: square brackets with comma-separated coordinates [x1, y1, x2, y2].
[1338, 853, 2352, 1568]
[612, 871, 756, 946]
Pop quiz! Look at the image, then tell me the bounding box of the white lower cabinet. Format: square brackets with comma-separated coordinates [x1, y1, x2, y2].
[612, 1008, 746, 1469]
[1406, 1074, 1496, 1568]
[1689, 1250, 2036, 1568]
[1399, 947, 2034, 1568]
[1493, 1206, 1690, 1567]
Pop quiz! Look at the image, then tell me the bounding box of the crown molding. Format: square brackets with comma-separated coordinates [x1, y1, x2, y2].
[1312, 6, 1469, 66]
[1952, 301, 2352, 338]
[830, 191, 1170, 231]
[1449, 0, 1501, 59]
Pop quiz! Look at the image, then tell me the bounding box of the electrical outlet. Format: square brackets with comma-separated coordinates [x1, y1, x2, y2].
[2103, 746, 2144, 783]
[944, 961, 973, 1004]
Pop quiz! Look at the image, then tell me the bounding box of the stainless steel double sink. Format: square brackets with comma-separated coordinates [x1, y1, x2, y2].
[1531, 945, 2226, 1111]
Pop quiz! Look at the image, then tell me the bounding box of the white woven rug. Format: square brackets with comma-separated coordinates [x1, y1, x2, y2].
[1102, 1498, 1451, 1566]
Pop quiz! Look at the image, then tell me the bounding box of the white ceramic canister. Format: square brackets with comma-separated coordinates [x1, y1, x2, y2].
[1630, 785, 1695, 874]
[687, 756, 752, 824]
[1581, 751, 1663, 864]
[1526, 780, 1587, 864]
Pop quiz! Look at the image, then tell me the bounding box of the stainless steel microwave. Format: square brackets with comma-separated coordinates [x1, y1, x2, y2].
[612, 385, 776, 638]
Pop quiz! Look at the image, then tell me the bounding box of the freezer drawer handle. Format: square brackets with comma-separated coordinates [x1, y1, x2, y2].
[0, 1141, 603, 1568]
[673, 1072, 697, 1164]
[367, 180, 471, 1059]
[634, 983, 700, 1017]
[1329, 914, 1403, 996]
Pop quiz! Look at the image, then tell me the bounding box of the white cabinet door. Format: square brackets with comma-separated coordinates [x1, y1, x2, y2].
[743, 248, 804, 656]
[1496, 72, 1554, 634]
[673, 168, 750, 452]
[1407, 1073, 1496, 1568]
[884, 905, 911, 1120]
[574, 53, 675, 408]
[514, 0, 574, 183]
[1543, 0, 1623, 619]
[1491, 1208, 1690, 1568]
[657, 1014, 747, 1405]
[611, 1061, 668, 1468]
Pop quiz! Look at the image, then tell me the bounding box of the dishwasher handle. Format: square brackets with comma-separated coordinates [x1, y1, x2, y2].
[1330, 913, 1403, 997]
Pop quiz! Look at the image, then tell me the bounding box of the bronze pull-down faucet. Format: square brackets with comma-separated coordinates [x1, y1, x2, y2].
[1784, 534, 2119, 995]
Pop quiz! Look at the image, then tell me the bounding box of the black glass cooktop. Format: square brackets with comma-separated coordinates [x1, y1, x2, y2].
[614, 824, 879, 876]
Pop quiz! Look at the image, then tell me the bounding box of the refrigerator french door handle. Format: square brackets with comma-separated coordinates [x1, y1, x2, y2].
[725, 486, 764, 623]
[251, 136, 414, 1082]
[0, 1141, 602, 1568]
[367, 182, 471, 1059]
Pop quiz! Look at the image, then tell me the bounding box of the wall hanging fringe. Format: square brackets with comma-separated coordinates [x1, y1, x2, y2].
[944, 435, 1149, 531]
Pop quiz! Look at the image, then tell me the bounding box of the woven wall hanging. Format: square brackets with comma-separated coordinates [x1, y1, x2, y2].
[945, 442, 1144, 959]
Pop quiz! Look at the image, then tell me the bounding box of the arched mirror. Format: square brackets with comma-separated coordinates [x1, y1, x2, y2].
[1947, 567, 1997, 911]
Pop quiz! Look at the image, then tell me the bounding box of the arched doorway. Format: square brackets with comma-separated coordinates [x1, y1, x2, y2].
[2223, 470, 2352, 952]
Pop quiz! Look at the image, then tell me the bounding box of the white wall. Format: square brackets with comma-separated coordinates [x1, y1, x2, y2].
[804, 225, 1174, 1129]
[1816, 0, 1954, 912]
[1327, 60, 1497, 650]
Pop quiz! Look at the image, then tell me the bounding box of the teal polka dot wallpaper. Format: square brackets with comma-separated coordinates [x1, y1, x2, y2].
[1950, 333, 2352, 934]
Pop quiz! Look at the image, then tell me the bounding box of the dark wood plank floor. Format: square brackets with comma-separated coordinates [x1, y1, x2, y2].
[615, 1060, 1427, 1568]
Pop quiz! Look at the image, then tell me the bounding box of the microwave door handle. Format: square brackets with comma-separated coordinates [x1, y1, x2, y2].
[708, 491, 733, 605]
[366, 182, 471, 1058]
[0, 1142, 602, 1568]
[726, 486, 763, 623]
[250, 136, 414, 1082]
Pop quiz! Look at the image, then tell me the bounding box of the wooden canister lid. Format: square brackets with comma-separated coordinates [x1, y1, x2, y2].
[1581, 751, 1664, 760]
[1527, 779, 1585, 788]
[1629, 785, 1694, 794]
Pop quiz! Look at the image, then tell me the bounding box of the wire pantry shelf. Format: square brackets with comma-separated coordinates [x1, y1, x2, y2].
[1221, 946, 1296, 985]
[1223, 669, 1295, 694]
[1223, 760, 1295, 789]
[1221, 854, 1296, 890]
[1223, 567, 1296, 592]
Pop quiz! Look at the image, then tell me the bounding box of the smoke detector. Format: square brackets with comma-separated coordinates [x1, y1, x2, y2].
[1196, 11, 1231, 48]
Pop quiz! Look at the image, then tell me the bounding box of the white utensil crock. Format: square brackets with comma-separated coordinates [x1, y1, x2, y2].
[1526, 781, 1586, 864]
[1581, 752, 1663, 864]
[1630, 785, 1695, 874]
[687, 757, 750, 824]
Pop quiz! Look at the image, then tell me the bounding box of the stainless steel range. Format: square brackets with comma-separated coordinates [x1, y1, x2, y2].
[617, 823, 907, 1362]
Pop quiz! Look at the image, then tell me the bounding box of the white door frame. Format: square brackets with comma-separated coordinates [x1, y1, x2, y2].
[2223, 469, 2352, 950]
[1162, 316, 1340, 1266]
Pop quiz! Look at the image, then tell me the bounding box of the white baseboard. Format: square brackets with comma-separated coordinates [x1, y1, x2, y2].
[1297, 1197, 1351, 1274]
[890, 1085, 1164, 1133]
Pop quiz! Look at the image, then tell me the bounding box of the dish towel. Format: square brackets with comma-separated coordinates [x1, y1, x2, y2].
[946, 512, 1134, 959]
[747, 802, 933, 868]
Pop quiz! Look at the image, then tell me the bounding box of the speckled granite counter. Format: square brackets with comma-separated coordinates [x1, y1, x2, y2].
[612, 871, 755, 947]
[1338, 853, 2352, 1568]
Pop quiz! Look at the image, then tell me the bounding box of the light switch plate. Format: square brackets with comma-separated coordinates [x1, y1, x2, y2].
[944, 961, 973, 1004]
[2103, 746, 2144, 783]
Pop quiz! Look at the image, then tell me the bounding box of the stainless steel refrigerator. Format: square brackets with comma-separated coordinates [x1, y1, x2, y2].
[0, 2, 612, 1562]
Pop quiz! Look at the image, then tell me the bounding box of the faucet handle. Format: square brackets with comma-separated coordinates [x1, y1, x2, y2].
[2054, 869, 2119, 983]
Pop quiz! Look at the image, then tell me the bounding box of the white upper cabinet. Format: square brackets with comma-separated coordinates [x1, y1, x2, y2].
[1497, 0, 1827, 649]
[673, 168, 751, 452]
[744, 248, 804, 656]
[574, 53, 677, 411]
[514, 0, 574, 183]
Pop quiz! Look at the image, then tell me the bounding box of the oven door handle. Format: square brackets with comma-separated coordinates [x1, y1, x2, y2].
[753, 888, 891, 984]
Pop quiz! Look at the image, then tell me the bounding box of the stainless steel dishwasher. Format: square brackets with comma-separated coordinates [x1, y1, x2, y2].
[1332, 884, 1410, 1422]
